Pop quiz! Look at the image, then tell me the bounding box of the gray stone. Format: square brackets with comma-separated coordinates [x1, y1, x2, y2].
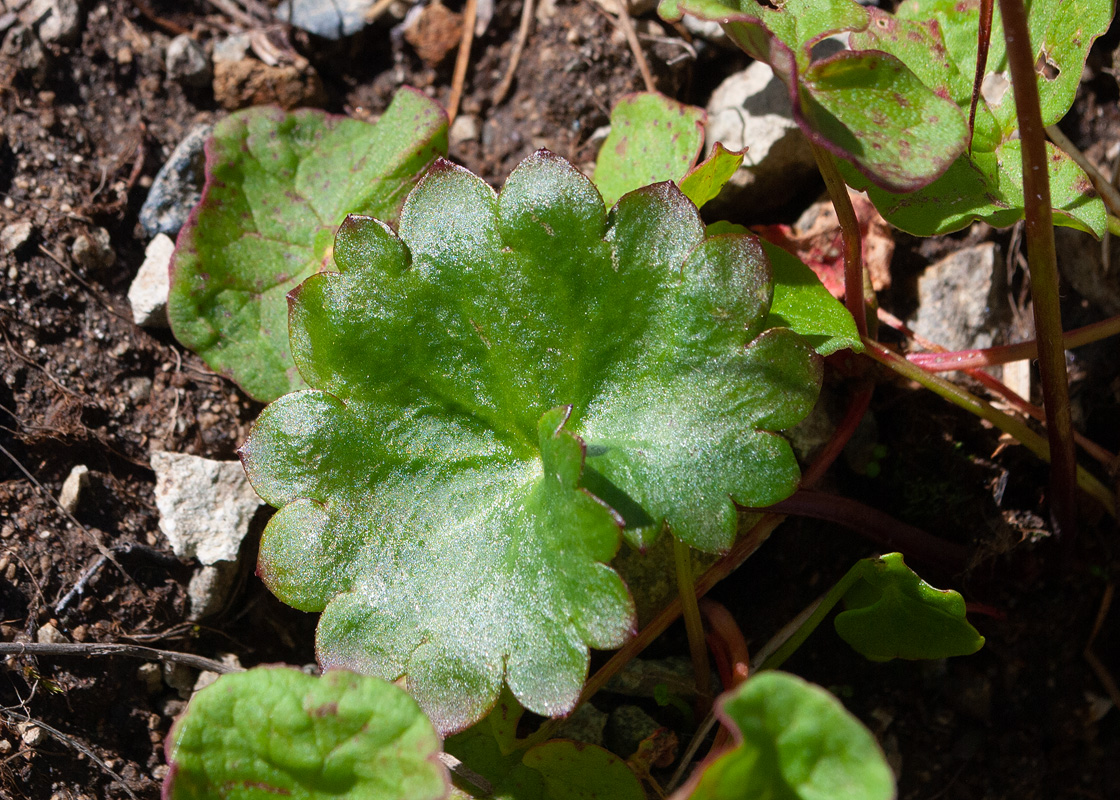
[57, 464, 89, 514]
[151, 450, 263, 566]
[909, 242, 1007, 355]
[449, 114, 479, 147]
[212, 33, 250, 64]
[605, 705, 661, 760]
[556, 702, 608, 747]
[128, 234, 174, 328]
[1055, 227, 1120, 315]
[1, 220, 34, 256]
[187, 561, 239, 620]
[704, 61, 818, 215]
[192, 653, 242, 692]
[35, 621, 67, 644]
[21, 0, 82, 46]
[139, 123, 213, 238]
[166, 34, 211, 88]
[70, 226, 114, 270]
[276, 0, 380, 40]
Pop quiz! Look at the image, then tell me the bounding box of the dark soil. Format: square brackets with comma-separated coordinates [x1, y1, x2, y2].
[1, 2, 1118, 799]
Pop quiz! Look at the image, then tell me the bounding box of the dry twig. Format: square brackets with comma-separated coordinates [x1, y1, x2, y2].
[447, 0, 479, 124]
[613, 0, 656, 93]
[491, 0, 536, 106]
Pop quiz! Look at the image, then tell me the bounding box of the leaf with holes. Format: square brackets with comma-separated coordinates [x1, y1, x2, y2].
[841, 0, 1109, 235]
[593, 92, 706, 208]
[168, 89, 448, 401]
[240, 150, 823, 732]
[671, 672, 895, 800]
[164, 667, 448, 800]
[659, 0, 968, 191]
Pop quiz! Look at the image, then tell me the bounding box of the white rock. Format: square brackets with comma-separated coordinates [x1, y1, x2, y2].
[192, 653, 242, 692]
[21, 0, 82, 46]
[910, 242, 1007, 356]
[57, 464, 89, 514]
[70, 227, 115, 270]
[18, 722, 45, 747]
[36, 621, 68, 644]
[129, 234, 174, 328]
[1, 220, 34, 256]
[187, 561, 239, 620]
[705, 61, 817, 214]
[166, 34, 211, 87]
[449, 114, 480, 147]
[151, 450, 263, 566]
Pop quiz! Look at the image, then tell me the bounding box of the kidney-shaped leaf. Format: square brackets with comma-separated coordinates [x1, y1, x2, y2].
[593, 92, 706, 208]
[168, 90, 448, 401]
[164, 667, 448, 800]
[835, 552, 985, 661]
[240, 150, 823, 732]
[672, 671, 894, 800]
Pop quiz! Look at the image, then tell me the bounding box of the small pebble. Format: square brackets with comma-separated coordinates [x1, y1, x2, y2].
[57, 464, 89, 514]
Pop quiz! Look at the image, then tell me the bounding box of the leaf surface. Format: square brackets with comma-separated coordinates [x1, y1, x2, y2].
[164, 667, 448, 800]
[835, 553, 985, 661]
[672, 672, 894, 800]
[168, 90, 448, 400]
[241, 150, 823, 731]
[679, 144, 746, 210]
[593, 92, 706, 208]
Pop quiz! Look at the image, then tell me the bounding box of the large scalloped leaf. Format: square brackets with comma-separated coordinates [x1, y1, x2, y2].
[164, 667, 448, 800]
[240, 150, 822, 732]
[671, 672, 894, 800]
[168, 90, 448, 401]
[835, 553, 985, 662]
[659, 0, 968, 191]
[444, 690, 645, 799]
[593, 92, 706, 208]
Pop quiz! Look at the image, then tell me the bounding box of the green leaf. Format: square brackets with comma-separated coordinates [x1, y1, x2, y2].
[706, 222, 861, 357]
[242, 150, 823, 732]
[835, 552, 985, 662]
[848, 140, 1106, 236]
[168, 90, 448, 401]
[659, 0, 968, 191]
[593, 92, 706, 208]
[444, 691, 645, 800]
[674, 672, 894, 800]
[164, 667, 448, 800]
[847, 0, 1109, 236]
[679, 143, 745, 209]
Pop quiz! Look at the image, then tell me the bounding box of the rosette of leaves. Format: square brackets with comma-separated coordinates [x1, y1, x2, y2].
[240, 150, 823, 733]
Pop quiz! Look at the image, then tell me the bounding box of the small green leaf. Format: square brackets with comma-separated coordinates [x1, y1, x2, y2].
[164, 667, 448, 800]
[593, 92, 706, 207]
[706, 222, 861, 357]
[242, 150, 823, 732]
[673, 672, 894, 800]
[445, 692, 645, 800]
[835, 552, 985, 661]
[169, 90, 448, 401]
[679, 144, 745, 209]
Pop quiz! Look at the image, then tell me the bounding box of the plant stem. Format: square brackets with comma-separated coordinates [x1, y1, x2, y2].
[862, 338, 1116, 517]
[755, 567, 861, 672]
[906, 314, 1120, 371]
[810, 141, 868, 339]
[998, 0, 1079, 537]
[673, 535, 712, 703]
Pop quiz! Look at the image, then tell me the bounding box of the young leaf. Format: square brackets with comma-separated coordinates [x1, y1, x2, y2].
[164, 667, 448, 800]
[168, 90, 448, 401]
[706, 222, 862, 356]
[241, 150, 823, 732]
[593, 92, 706, 208]
[835, 552, 985, 661]
[679, 143, 746, 210]
[659, 0, 968, 191]
[444, 690, 645, 800]
[672, 671, 894, 800]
